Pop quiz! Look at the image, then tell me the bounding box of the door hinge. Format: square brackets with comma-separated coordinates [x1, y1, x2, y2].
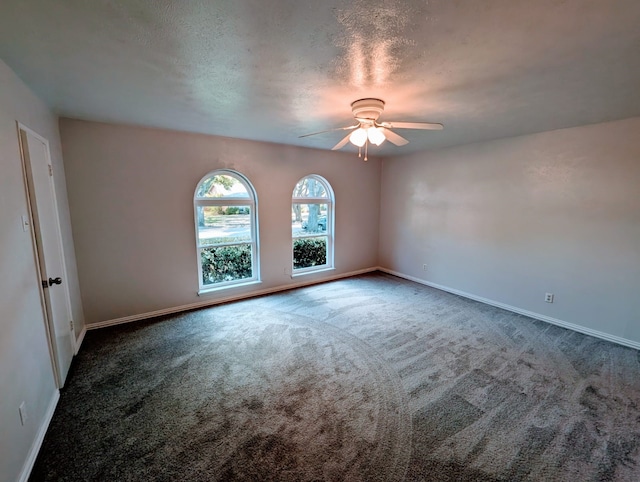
[70, 320, 74, 332]
[48, 164, 53, 176]
[41, 280, 48, 289]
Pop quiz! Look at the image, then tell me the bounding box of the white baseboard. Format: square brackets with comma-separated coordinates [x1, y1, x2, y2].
[379, 267, 640, 351]
[18, 389, 60, 482]
[74, 326, 87, 354]
[87, 267, 378, 330]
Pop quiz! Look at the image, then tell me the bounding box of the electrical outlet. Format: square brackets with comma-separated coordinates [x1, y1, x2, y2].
[422, 264, 427, 271]
[19, 402, 28, 426]
[545, 293, 554, 303]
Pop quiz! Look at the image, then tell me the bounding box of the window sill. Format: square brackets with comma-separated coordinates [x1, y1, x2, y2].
[291, 267, 335, 278]
[198, 279, 262, 296]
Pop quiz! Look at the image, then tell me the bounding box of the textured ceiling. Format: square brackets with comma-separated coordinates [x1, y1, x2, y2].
[1, 0, 639, 157]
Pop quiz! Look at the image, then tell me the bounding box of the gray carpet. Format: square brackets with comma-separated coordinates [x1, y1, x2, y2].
[30, 272, 640, 481]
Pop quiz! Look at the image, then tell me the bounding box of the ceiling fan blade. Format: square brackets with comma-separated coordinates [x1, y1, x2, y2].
[332, 132, 352, 150]
[380, 121, 443, 131]
[299, 124, 359, 138]
[382, 128, 409, 146]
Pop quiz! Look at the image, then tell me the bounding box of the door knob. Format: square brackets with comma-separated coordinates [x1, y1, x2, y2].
[48, 277, 62, 286]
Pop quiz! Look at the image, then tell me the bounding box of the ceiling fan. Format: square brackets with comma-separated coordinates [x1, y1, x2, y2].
[299, 98, 443, 160]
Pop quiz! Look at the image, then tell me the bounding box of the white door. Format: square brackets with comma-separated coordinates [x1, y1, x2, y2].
[19, 125, 74, 387]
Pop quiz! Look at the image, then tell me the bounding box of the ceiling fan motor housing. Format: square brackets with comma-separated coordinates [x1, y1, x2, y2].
[351, 98, 385, 121]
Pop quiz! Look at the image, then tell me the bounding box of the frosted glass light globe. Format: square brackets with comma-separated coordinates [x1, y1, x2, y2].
[349, 128, 367, 147]
[367, 127, 386, 146]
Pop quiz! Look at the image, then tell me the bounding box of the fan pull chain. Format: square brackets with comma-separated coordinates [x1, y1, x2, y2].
[358, 146, 362, 158]
[364, 139, 368, 161]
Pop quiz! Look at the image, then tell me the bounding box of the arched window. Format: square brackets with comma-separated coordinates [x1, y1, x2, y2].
[291, 175, 334, 274]
[194, 170, 259, 291]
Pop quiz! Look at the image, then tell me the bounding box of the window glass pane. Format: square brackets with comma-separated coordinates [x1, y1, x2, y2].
[293, 177, 327, 198]
[196, 174, 249, 198]
[292, 203, 327, 237]
[197, 206, 252, 245]
[293, 236, 327, 269]
[201, 244, 253, 285]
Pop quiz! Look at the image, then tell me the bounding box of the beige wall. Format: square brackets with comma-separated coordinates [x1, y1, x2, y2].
[59, 119, 381, 325]
[380, 117, 640, 345]
[0, 60, 85, 482]
[63, 116, 640, 344]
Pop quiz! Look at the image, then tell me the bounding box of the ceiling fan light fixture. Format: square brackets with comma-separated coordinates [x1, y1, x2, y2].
[301, 98, 443, 159]
[367, 127, 386, 146]
[349, 127, 368, 147]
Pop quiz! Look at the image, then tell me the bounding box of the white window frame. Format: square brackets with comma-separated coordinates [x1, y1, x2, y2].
[291, 174, 334, 275]
[194, 169, 260, 293]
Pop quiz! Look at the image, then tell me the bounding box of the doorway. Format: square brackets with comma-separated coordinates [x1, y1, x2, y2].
[18, 123, 75, 388]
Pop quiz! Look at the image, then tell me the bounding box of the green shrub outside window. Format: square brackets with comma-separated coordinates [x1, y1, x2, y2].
[293, 237, 327, 269]
[201, 245, 252, 284]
